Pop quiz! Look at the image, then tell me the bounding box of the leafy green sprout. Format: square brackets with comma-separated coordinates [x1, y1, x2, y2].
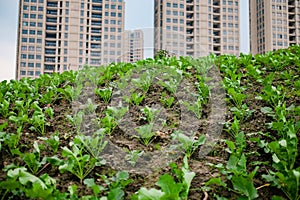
[95, 87, 112, 104]
[181, 99, 202, 119]
[160, 92, 175, 109]
[171, 131, 206, 158]
[135, 123, 155, 147]
[140, 106, 160, 123]
[125, 149, 144, 167]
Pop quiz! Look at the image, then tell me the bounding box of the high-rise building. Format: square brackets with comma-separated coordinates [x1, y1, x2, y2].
[121, 30, 144, 63]
[16, 0, 129, 80]
[154, 0, 240, 57]
[250, 0, 300, 54]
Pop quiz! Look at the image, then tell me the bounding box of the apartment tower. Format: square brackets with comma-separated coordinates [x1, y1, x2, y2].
[121, 30, 144, 63]
[154, 0, 240, 57]
[250, 0, 300, 54]
[16, 0, 128, 79]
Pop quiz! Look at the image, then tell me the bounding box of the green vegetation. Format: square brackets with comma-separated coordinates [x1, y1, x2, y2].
[0, 46, 300, 199]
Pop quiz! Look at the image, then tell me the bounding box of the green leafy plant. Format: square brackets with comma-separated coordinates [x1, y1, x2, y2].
[58, 141, 105, 184]
[209, 132, 259, 199]
[140, 106, 160, 123]
[100, 113, 117, 135]
[125, 149, 144, 167]
[137, 157, 195, 200]
[171, 131, 206, 158]
[20, 141, 46, 175]
[97, 171, 132, 200]
[38, 132, 60, 154]
[181, 99, 202, 119]
[0, 167, 59, 200]
[135, 123, 155, 146]
[95, 87, 112, 104]
[160, 92, 175, 109]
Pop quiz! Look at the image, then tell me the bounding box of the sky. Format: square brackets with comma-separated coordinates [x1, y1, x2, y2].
[0, 0, 249, 82]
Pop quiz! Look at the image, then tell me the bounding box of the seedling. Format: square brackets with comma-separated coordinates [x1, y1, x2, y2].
[135, 123, 155, 146]
[181, 99, 202, 119]
[160, 92, 175, 108]
[171, 131, 206, 158]
[38, 132, 60, 154]
[95, 87, 112, 104]
[20, 141, 45, 175]
[140, 106, 160, 123]
[125, 149, 144, 167]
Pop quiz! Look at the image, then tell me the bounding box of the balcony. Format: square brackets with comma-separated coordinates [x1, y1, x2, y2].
[92, 13, 102, 19]
[46, 33, 56, 39]
[91, 44, 101, 49]
[92, 6, 102, 11]
[46, 17, 57, 23]
[91, 51, 101, 57]
[213, 31, 220, 37]
[47, 2, 58, 7]
[46, 25, 57, 31]
[47, 10, 58, 15]
[45, 41, 56, 46]
[91, 28, 101, 33]
[45, 49, 56, 55]
[213, 0, 220, 6]
[91, 21, 102, 26]
[45, 57, 56, 63]
[45, 65, 55, 71]
[91, 36, 101, 41]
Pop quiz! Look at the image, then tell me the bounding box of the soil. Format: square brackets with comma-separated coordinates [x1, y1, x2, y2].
[0, 56, 299, 200]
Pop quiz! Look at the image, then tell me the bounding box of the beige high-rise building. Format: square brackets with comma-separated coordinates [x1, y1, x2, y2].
[121, 30, 144, 63]
[250, 0, 300, 55]
[154, 0, 240, 57]
[16, 0, 137, 80]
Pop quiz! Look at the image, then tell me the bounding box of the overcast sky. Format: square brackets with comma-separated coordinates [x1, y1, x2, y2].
[0, 1, 249, 81]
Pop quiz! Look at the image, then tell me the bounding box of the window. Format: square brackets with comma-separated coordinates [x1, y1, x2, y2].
[22, 30, 28, 34]
[29, 30, 35, 35]
[28, 46, 34, 51]
[28, 71, 34, 76]
[21, 62, 26, 67]
[21, 46, 27, 50]
[23, 5, 28, 10]
[21, 54, 27, 59]
[28, 55, 34, 59]
[111, 5, 116, 9]
[28, 63, 34, 67]
[167, 2, 171, 7]
[23, 13, 29, 18]
[20, 71, 26, 75]
[111, 12, 116, 17]
[118, 13, 122, 17]
[36, 63, 41, 68]
[167, 10, 171, 15]
[37, 39, 42, 43]
[36, 55, 41, 60]
[173, 3, 178, 8]
[38, 7, 43, 11]
[66, 1, 69, 7]
[38, 14, 43, 19]
[35, 71, 41, 76]
[66, 9, 69, 14]
[38, 22, 43, 27]
[22, 38, 28, 42]
[29, 38, 35, 43]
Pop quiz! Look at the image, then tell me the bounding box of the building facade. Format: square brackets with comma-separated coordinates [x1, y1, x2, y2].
[121, 30, 144, 63]
[16, 0, 142, 80]
[154, 0, 240, 57]
[250, 0, 300, 54]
